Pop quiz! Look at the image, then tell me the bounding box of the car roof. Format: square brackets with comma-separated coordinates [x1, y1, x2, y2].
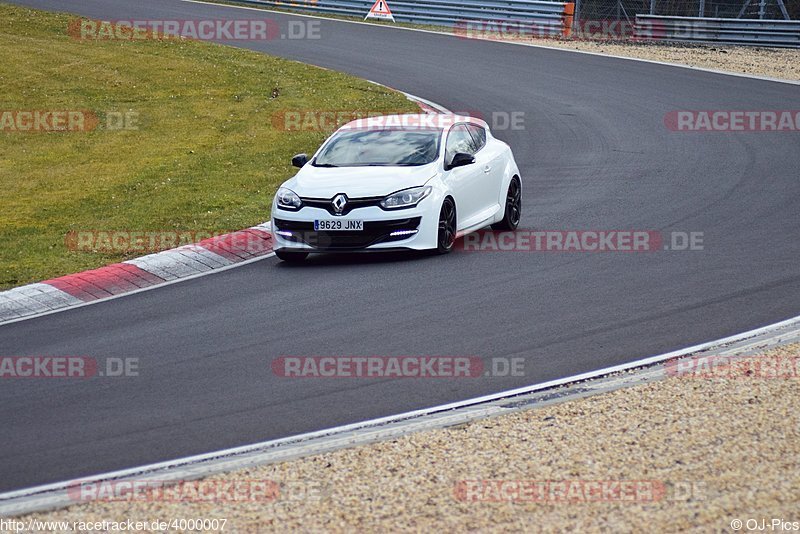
[338, 113, 490, 132]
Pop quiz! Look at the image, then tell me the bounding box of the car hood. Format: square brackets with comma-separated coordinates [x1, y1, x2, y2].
[284, 163, 438, 198]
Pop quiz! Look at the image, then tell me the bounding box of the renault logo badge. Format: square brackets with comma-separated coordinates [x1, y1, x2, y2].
[332, 193, 347, 215]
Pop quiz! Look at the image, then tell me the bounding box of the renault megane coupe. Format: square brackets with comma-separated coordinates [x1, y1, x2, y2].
[271, 114, 522, 262]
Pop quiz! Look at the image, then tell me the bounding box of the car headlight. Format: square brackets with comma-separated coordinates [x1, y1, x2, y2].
[380, 186, 432, 210]
[276, 187, 302, 210]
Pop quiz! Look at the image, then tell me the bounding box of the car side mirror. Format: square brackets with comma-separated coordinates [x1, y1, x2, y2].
[292, 153, 308, 168]
[447, 152, 475, 170]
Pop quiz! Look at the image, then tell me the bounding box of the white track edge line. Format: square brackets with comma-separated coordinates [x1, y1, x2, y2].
[365, 78, 452, 114]
[180, 0, 800, 86]
[397, 91, 451, 114]
[2, 311, 798, 503]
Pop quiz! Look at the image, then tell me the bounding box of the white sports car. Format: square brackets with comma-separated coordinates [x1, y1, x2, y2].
[270, 114, 521, 262]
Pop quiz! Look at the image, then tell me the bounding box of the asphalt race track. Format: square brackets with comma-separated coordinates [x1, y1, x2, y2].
[2, 0, 799, 492]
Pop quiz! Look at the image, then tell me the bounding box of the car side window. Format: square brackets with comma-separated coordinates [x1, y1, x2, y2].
[466, 124, 486, 151]
[445, 124, 478, 164]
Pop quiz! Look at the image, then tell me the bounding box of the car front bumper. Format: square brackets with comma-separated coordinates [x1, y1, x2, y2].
[271, 204, 439, 252]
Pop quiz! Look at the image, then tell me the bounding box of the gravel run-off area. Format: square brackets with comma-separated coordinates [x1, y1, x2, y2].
[13, 342, 800, 533]
[463, 34, 800, 81]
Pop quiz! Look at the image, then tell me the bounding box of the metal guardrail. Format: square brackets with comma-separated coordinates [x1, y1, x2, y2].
[234, 0, 568, 32]
[230, 0, 797, 47]
[635, 15, 800, 47]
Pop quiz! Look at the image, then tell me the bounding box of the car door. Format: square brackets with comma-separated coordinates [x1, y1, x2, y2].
[443, 123, 482, 229]
[465, 123, 504, 220]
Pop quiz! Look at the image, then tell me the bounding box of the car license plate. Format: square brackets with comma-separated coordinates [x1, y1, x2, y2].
[314, 219, 363, 231]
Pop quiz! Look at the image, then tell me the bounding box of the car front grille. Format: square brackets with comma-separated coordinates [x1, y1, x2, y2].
[298, 196, 383, 216]
[273, 217, 422, 250]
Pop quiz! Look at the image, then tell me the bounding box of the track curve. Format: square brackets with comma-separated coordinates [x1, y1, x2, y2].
[2, 0, 799, 492]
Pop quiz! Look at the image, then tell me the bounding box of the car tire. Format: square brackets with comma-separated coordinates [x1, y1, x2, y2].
[275, 250, 309, 263]
[492, 176, 521, 231]
[436, 197, 456, 254]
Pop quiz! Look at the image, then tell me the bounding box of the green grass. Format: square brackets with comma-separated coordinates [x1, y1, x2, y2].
[0, 3, 416, 288]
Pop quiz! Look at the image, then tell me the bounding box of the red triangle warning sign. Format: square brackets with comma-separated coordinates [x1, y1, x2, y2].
[365, 0, 395, 22]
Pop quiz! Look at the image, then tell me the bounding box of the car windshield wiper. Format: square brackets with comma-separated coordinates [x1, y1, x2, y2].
[313, 162, 339, 167]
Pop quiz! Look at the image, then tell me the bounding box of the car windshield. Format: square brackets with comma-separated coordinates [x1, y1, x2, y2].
[313, 128, 442, 167]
